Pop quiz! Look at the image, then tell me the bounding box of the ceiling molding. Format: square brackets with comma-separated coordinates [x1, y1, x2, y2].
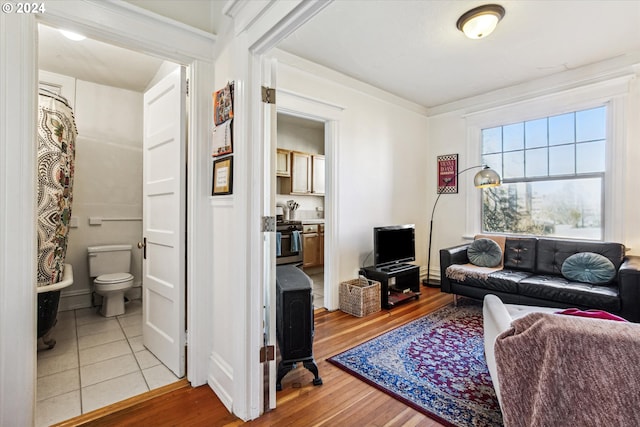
[38, 0, 216, 64]
[273, 49, 429, 117]
[428, 52, 640, 118]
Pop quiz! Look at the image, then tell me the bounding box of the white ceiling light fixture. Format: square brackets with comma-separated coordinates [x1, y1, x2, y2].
[59, 29, 86, 41]
[456, 4, 505, 39]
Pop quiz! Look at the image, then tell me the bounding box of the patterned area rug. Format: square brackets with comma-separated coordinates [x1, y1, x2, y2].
[328, 300, 503, 427]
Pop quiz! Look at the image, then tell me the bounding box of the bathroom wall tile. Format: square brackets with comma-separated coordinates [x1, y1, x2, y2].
[37, 368, 80, 401]
[80, 353, 139, 387]
[38, 350, 79, 378]
[76, 318, 120, 337]
[134, 349, 160, 370]
[78, 328, 126, 350]
[81, 371, 148, 413]
[79, 339, 132, 367]
[142, 364, 180, 390]
[35, 390, 81, 427]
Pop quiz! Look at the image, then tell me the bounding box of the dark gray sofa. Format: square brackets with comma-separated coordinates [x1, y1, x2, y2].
[440, 237, 640, 322]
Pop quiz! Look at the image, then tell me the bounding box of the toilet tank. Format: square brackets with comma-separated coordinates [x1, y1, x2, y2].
[87, 244, 132, 277]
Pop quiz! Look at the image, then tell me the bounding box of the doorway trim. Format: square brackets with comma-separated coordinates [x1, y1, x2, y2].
[276, 89, 345, 310]
[0, 3, 215, 424]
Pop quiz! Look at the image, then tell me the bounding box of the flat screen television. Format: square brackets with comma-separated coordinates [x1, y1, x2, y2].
[373, 224, 416, 268]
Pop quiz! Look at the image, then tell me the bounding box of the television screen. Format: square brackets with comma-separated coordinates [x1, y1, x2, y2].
[374, 224, 416, 267]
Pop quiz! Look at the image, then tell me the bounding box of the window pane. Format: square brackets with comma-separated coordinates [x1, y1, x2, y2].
[526, 147, 548, 177]
[482, 153, 502, 177]
[577, 140, 605, 173]
[503, 122, 524, 151]
[503, 150, 524, 179]
[549, 112, 574, 146]
[482, 177, 602, 240]
[576, 106, 606, 142]
[549, 145, 575, 175]
[525, 118, 547, 148]
[482, 127, 502, 154]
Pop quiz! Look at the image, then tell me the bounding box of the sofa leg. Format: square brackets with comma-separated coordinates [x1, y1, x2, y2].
[453, 294, 458, 307]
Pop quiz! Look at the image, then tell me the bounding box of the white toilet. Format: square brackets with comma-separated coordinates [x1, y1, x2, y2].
[88, 244, 134, 317]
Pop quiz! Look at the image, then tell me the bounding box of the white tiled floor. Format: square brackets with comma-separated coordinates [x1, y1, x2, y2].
[36, 300, 181, 427]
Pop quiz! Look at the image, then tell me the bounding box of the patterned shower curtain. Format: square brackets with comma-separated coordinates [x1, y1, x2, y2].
[37, 89, 77, 288]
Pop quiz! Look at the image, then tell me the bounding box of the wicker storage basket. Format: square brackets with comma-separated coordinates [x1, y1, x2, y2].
[339, 277, 381, 317]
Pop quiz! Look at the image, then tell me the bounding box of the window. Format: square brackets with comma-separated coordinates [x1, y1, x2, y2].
[481, 105, 606, 240]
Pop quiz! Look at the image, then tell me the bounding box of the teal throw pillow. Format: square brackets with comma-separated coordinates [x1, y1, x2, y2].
[467, 238, 503, 268]
[561, 252, 616, 285]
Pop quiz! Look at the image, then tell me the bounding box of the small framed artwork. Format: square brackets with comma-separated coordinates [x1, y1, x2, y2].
[212, 156, 233, 196]
[213, 82, 234, 126]
[437, 153, 458, 194]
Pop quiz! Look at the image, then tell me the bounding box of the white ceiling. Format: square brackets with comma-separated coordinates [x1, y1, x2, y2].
[38, 24, 164, 92]
[38, 1, 640, 107]
[278, 0, 640, 108]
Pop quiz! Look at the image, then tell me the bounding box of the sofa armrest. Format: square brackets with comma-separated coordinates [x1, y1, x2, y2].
[439, 243, 470, 293]
[619, 256, 640, 322]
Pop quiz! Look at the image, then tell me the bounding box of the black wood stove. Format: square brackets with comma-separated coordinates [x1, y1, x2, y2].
[275, 264, 322, 390]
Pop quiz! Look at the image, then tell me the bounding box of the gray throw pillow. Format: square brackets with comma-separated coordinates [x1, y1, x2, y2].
[561, 252, 616, 285]
[467, 238, 503, 268]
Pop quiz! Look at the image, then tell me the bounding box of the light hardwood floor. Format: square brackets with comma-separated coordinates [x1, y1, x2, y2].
[55, 287, 453, 427]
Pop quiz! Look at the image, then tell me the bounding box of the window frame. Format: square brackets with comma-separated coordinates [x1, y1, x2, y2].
[463, 81, 629, 243]
[479, 106, 607, 240]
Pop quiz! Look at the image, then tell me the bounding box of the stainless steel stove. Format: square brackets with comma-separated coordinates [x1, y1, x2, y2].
[276, 220, 303, 265]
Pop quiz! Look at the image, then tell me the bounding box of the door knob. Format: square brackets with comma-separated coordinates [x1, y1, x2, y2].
[138, 237, 147, 259]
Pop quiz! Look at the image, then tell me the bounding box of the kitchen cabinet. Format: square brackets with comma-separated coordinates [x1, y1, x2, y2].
[291, 152, 311, 194]
[311, 155, 325, 195]
[276, 149, 291, 177]
[302, 223, 324, 268]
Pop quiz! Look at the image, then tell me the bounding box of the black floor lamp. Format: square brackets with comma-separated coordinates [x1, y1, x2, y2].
[423, 165, 501, 287]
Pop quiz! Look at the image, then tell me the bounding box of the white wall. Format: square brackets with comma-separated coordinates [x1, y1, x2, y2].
[59, 77, 144, 310]
[275, 57, 430, 282]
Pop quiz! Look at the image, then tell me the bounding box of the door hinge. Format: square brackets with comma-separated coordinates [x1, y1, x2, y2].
[186, 78, 189, 96]
[262, 216, 276, 232]
[261, 86, 276, 104]
[260, 345, 275, 362]
[184, 330, 189, 347]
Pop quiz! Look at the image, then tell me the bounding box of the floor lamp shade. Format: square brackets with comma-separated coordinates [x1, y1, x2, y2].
[424, 165, 501, 287]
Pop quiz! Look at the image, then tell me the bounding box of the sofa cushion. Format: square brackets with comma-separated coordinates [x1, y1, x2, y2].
[468, 238, 503, 267]
[486, 270, 533, 293]
[536, 239, 625, 276]
[561, 252, 616, 285]
[503, 238, 537, 271]
[519, 275, 620, 312]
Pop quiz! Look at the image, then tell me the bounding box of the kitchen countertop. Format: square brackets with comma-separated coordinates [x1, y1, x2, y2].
[300, 219, 325, 224]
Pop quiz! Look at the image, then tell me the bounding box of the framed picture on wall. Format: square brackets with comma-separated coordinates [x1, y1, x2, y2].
[437, 153, 458, 194]
[212, 156, 233, 196]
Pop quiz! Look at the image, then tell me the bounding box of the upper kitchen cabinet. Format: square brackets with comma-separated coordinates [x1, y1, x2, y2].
[276, 149, 291, 177]
[291, 151, 311, 194]
[311, 155, 324, 195]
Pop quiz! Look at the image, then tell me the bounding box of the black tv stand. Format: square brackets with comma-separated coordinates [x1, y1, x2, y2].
[362, 264, 420, 309]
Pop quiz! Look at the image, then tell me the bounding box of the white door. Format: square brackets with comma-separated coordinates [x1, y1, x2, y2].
[142, 67, 186, 378]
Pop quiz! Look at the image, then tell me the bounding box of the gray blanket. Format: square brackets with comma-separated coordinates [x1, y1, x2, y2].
[495, 312, 640, 427]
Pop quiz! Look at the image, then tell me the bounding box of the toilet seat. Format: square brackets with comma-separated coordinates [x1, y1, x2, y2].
[95, 272, 133, 285]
